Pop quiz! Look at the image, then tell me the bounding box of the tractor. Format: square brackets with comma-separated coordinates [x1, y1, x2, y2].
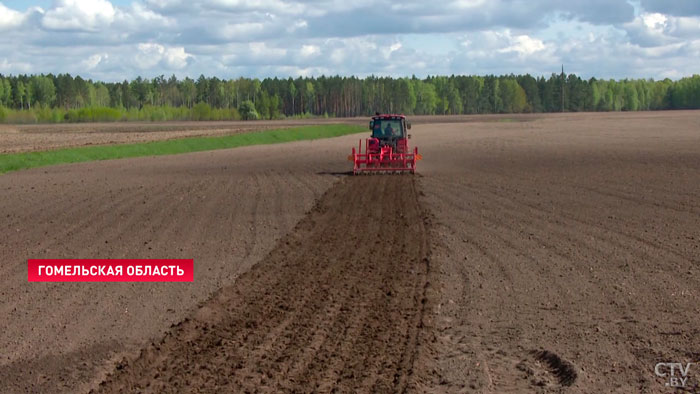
[348, 113, 421, 174]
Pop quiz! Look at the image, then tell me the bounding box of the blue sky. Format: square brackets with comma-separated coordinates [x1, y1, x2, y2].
[0, 0, 698, 81]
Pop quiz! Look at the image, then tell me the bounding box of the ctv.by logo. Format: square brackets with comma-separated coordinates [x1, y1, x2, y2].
[655, 362, 694, 388]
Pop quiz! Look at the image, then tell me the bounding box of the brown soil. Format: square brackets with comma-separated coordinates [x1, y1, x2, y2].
[0, 110, 699, 393]
[0, 139, 348, 393]
[412, 110, 700, 393]
[95, 175, 430, 393]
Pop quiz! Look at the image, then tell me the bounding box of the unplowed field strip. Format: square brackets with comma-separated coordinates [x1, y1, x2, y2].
[94, 175, 431, 393]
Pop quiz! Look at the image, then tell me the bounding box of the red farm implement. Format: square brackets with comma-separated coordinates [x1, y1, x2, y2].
[348, 114, 422, 175]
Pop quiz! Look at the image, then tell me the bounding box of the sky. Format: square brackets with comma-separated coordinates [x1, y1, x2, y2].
[0, 0, 698, 81]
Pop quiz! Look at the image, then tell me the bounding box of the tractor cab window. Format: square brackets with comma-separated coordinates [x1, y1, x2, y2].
[372, 119, 404, 139]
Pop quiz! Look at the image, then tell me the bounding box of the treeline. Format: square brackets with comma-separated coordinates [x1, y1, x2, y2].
[0, 72, 699, 123]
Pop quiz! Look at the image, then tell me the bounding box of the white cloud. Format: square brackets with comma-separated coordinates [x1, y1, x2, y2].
[145, 0, 174, 8]
[327, 37, 380, 66]
[451, 0, 486, 9]
[300, 44, 320, 57]
[117, 2, 172, 28]
[642, 12, 668, 30]
[163, 46, 192, 68]
[135, 43, 165, 68]
[498, 34, 546, 56]
[287, 19, 307, 33]
[452, 29, 557, 76]
[670, 16, 700, 37]
[135, 43, 192, 69]
[0, 58, 31, 72]
[82, 54, 106, 70]
[218, 22, 265, 40]
[0, 2, 28, 30]
[463, 30, 549, 59]
[249, 42, 285, 56]
[623, 11, 700, 49]
[208, 0, 307, 15]
[272, 65, 330, 77]
[623, 12, 670, 47]
[42, 0, 116, 31]
[329, 48, 345, 64]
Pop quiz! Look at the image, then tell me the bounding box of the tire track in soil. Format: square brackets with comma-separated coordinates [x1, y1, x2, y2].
[94, 175, 432, 393]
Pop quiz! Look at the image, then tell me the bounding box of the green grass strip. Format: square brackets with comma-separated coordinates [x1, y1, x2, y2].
[0, 124, 366, 174]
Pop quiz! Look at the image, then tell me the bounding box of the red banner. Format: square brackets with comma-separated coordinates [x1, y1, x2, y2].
[27, 259, 193, 282]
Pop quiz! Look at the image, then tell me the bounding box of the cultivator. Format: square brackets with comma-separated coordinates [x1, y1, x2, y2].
[348, 114, 422, 175]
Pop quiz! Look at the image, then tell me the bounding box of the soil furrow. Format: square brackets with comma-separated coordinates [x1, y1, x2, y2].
[94, 175, 432, 393]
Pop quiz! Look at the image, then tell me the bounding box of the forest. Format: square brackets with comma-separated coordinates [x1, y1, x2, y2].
[0, 72, 698, 123]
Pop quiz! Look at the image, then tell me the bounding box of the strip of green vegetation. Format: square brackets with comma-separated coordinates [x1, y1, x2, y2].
[0, 124, 365, 174]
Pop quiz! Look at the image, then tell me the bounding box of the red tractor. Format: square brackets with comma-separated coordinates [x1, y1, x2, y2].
[348, 114, 421, 174]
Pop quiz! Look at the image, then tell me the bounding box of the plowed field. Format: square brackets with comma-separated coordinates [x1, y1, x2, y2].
[1, 111, 698, 393]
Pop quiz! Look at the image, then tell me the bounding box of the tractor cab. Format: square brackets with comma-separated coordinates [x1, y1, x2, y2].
[369, 115, 411, 153]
